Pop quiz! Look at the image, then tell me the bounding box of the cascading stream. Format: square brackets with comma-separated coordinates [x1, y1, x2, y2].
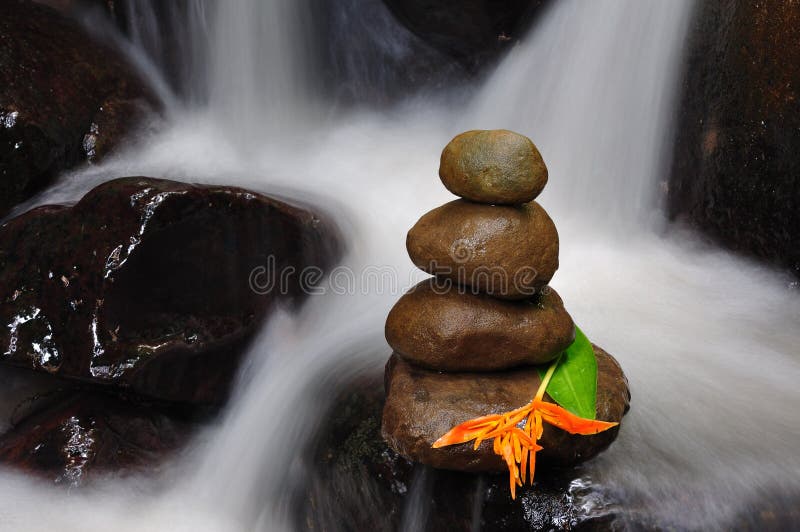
[0, 1, 798, 531]
[468, 0, 690, 231]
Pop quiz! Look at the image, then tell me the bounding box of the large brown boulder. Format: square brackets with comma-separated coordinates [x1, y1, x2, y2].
[0, 389, 194, 487]
[0, 0, 158, 216]
[0, 177, 340, 404]
[407, 200, 558, 299]
[668, 0, 800, 277]
[382, 346, 629, 473]
[386, 280, 574, 371]
[439, 129, 548, 205]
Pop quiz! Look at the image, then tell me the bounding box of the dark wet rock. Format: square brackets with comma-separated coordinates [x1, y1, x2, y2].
[296, 371, 619, 531]
[382, 0, 550, 72]
[0, 177, 340, 404]
[0, 389, 193, 487]
[382, 346, 629, 473]
[0, 0, 158, 216]
[386, 280, 573, 371]
[440, 130, 548, 205]
[668, 0, 800, 277]
[298, 374, 416, 531]
[407, 200, 558, 299]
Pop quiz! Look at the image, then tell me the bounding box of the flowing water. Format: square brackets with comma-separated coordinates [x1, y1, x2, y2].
[2, 0, 800, 530]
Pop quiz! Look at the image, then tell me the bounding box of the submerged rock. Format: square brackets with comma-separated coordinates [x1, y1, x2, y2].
[382, 346, 629, 472]
[386, 280, 574, 371]
[0, 177, 340, 404]
[0, 0, 158, 216]
[406, 200, 558, 299]
[0, 389, 193, 487]
[439, 130, 548, 205]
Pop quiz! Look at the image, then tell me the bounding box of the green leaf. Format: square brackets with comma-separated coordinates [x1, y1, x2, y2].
[537, 326, 598, 419]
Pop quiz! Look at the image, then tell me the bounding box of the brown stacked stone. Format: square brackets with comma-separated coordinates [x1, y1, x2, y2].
[382, 129, 630, 474]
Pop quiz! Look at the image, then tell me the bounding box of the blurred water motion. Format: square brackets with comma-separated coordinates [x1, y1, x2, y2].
[0, 0, 798, 530]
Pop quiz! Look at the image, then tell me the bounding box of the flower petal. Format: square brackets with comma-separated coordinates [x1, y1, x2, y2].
[462, 414, 503, 428]
[535, 400, 619, 435]
[520, 447, 528, 484]
[533, 411, 543, 439]
[483, 408, 531, 440]
[529, 445, 538, 482]
[501, 434, 517, 499]
[511, 428, 539, 450]
[512, 432, 522, 463]
[433, 421, 497, 448]
[472, 424, 496, 450]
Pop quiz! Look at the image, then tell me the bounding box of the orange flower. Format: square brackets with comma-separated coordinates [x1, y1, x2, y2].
[432, 356, 618, 499]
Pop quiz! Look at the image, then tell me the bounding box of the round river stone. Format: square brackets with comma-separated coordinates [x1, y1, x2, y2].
[406, 200, 559, 299]
[439, 129, 547, 205]
[381, 345, 630, 473]
[385, 279, 574, 371]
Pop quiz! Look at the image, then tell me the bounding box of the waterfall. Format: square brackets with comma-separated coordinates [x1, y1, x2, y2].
[109, 0, 320, 141]
[206, 0, 321, 140]
[466, 0, 691, 232]
[1, 0, 799, 531]
[114, 0, 464, 114]
[115, 0, 211, 104]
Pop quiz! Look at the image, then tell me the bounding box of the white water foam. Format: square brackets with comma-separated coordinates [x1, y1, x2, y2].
[1, 0, 798, 530]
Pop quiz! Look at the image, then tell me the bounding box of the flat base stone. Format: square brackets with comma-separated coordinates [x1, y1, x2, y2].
[381, 345, 630, 472]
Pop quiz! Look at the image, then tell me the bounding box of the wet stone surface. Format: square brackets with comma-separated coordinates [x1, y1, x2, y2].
[0, 386, 195, 487]
[439, 129, 548, 205]
[0, 177, 341, 405]
[406, 200, 559, 299]
[386, 280, 574, 371]
[0, 0, 160, 217]
[382, 346, 629, 473]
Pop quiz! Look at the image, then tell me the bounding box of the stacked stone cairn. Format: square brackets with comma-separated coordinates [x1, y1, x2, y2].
[382, 130, 630, 486]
